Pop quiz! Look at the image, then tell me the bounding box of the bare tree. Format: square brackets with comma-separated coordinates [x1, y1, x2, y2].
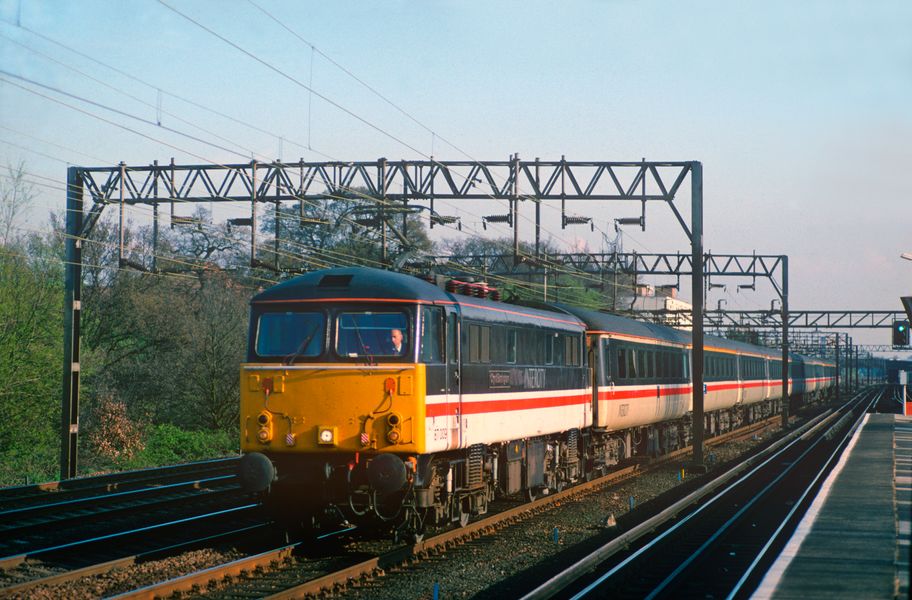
[0, 161, 36, 247]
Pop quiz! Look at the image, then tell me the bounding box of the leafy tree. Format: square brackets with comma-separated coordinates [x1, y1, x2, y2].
[0, 234, 63, 484]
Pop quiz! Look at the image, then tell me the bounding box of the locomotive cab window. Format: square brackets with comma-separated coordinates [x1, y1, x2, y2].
[336, 311, 410, 357]
[255, 311, 325, 358]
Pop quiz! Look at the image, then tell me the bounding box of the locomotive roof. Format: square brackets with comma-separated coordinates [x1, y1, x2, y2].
[251, 267, 585, 330]
[251, 267, 453, 303]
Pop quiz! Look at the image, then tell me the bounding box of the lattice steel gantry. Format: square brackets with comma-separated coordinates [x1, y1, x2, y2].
[62, 157, 710, 477]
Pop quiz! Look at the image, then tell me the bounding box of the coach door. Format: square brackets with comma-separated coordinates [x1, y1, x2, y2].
[445, 308, 463, 450]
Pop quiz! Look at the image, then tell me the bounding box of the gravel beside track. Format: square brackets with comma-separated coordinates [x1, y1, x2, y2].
[1, 548, 245, 600]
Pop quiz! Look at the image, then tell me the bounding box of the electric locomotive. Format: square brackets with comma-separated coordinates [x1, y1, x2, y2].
[238, 267, 588, 538]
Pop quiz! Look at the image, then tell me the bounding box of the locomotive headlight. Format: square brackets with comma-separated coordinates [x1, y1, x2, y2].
[256, 411, 273, 444]
[386, 412, 403, 445]
[317, 426, 336, 446]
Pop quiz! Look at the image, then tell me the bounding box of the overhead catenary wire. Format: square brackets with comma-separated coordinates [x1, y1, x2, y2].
[0, 29, 270, 162]
[0, 32, 631, 297]
[0, 70, 254, 162]
[156, 0, 427, 158]
[2, 13, 597, 277]
[5, 5, 685, 286]
[248, 3, 682, 265]
[0, 124, 111, 164]
[0, 19, 333, 160]
[152, 0, 593, 255]
[6, 167, 623, 301]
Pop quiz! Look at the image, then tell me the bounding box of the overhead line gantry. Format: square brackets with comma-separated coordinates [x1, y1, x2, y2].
[62, 157, 710, 478]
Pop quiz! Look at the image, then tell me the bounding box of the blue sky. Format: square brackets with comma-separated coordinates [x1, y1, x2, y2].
[1, 0, 910, 347]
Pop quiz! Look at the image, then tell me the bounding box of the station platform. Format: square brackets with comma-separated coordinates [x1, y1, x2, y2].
[754, 413, 911, 599]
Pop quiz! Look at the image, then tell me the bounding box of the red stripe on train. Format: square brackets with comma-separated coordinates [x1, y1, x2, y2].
[425, 378, 833, 418]
[425, 393, 589, 417]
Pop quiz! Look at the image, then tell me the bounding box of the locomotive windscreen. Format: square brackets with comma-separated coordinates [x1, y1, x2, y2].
[255, 311, 325, 358]
[337, 311, 409, 357]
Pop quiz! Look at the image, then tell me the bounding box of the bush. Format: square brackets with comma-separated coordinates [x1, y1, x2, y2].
[124, 424, 238, 469]
[86, 395, 145, 463]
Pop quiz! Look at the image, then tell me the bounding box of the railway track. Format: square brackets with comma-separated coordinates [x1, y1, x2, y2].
[38, 412, 789, 599]
[0, 457, 239, 510]
[0, 456, 272, 596]
[523, 386, 881, 599]
[0, 459, 253, 568]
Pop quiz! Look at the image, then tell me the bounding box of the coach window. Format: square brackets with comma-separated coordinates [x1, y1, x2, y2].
[468, 323, 491, 363]
[565, 335, 578, 366]
[617, 348, 627, 379]
[507, 329, 518, 364]
[601, 339, 612, 380]
[628, 349, 638, 379]
[420, 306, 443, 363]
[469, 324, 479, 362]
[553, 334, 565, 366]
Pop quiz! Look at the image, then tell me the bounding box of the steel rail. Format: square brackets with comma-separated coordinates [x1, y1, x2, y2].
[641, 390, 878, 599]
[556, 394, 876, 599]
[0, 522, 271, 597]
[0, 457, 239, 505]
[0, 481, 244, 545]
[0, 473, 236, 520]
[264, 415, 789, 599]
[0, 503, 258, 570]
[519, 396, 858, 599]
[37, 414, 786, 599]
[108, 544, 299, 600]
[726, 390, 882, 598]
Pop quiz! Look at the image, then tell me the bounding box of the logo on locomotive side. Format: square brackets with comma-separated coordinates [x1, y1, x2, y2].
[488, 368, 546, 390]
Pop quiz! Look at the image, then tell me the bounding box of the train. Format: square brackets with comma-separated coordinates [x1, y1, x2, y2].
[237, 267, 836, 540]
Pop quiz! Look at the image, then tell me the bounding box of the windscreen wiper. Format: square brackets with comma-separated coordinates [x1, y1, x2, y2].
[283, 326, 318, 366]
